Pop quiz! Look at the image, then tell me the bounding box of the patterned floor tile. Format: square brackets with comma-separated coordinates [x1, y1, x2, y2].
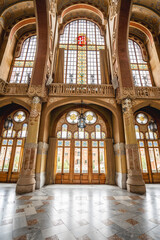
[138, 233, 154, 240]
[13, 235, 27, 240]
[27, 219, 38, 226]
[108, 234, 123, 240]
[126, 218, 139, 226]
[46, 235, 59, 240]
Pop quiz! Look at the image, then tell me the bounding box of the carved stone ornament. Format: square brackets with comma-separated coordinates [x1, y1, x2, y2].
[117, 87, 136, 101]
[49, 0, 56, 16]
[109, 0, 119, 19]
[46, 74, 53, 86]
[32, 96, 41, 104]
[28, 85, 47, 98]
[122, 98, 132, 113]
[111, 75, 119, 90]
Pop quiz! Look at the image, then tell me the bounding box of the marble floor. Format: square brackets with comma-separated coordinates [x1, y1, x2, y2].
[0, 184, 160, 240]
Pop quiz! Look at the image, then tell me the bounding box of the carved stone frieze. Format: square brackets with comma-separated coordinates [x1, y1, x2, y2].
[109, 0, 119, 19]
[117, 87, 136, 102]
[28, 85, 47, 99]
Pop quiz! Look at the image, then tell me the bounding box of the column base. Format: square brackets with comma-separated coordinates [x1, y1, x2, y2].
[127, 183, 146, 195]
[16, 183, 35, 194]
[36, 172, 46, 189]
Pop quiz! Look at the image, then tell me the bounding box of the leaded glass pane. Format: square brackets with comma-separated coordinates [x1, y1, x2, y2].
[67, 111, 79, 124]
[59, 20, 105, 84]
[84, 111, 97, 124]
[14, 111, 26, 122]
[136, 113, 148, 125]
[128, 39, 152, 87]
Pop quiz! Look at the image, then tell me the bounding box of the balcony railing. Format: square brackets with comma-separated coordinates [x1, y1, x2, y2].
[49, 83, 115, 97]
[135, 87, 160, 99]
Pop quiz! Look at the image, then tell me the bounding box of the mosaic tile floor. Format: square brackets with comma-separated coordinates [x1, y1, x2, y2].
[0, 184, 160, 240]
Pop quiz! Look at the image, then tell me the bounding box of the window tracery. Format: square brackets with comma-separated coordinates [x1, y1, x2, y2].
[128, 39, 152, 87]
[9, 36, 37, 84]
[59, 20, 105, 85]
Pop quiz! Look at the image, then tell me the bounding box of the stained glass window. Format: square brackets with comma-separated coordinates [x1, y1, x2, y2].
[84, 111, 97, 124]
[14, 111, 26, 122]
[10, 36, 37, 84]
[67, 111, 79, 124]
[136, 113, 148, 125]
[128, 40, 152, 87]
[59, 20, 105, 84]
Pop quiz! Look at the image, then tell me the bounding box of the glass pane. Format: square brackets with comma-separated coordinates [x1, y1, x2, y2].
[3, 147, 12, 172]
[17, 140, 22, 146]
[74, 132, 78, 139]
[67, 111, 79, 124]
[135, 125, 140, 139]
[2, 139, 7, 145]
[65, 141, 70, 147]
[12, 147, 21, 172]
[82, 148, 88, 173]
[99, 141, 104, 147]
[79, 128, 84, 139]
[149, 148, 157, 173]
[136, 113, 148, 124]
[63, 148, 70, 173]
[95, 125, 101, 139]
[139, 148, 148, 173]
[3, 131, 7, 137]
[82, 141, 88, 147]
[58, 140, 63, 147]
[92, 141, 98, 147]
[17, 131, 22, 138]
[68, 131, 72, 139]
[91, 132, 95, 139]
[0, 147, 6, 171]
[139, 141, 144, 147]
[22, 124, 27, 137]
[56, 148, 63, 173]
[62, 124, 67, 139]
[92, 148, 98, 173]
[85, 132, 89, 139]
[84, 111, 97, 124]
[75, 141, 81, 147]
[8, 140, 13, 145]
[153, 141, 158, 147]
[74, 148, 80, 173]
[14, 111, 26, 122]
[102, 132, 106, 139]
[154, 148, 160, 173]
[100, 148, 105, 173]
[7, 129, 12, 138]
[154, 133, 158, 139]
[148, 141, 153, 147]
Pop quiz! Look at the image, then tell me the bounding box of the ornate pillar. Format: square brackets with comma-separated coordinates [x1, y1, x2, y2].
[16, 97, 42, 194]
[35, 142, 49, 189]
[114, 142, 127, 189]
[122, 98, 146, 194]
[105, 138, 116, 185]
[45, 137, 57, 184]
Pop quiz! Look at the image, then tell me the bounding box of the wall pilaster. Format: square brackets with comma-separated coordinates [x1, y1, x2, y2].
[122, 98, 146, 194]
[16, 96, 42, 194]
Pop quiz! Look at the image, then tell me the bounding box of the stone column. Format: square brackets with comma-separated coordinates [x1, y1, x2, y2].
[35, 142, 49, 189]
[114, 143, 127, 189]
[122, 98, 146, 194]
[16, 97, 42, 194]
[105, 138, 116, 185]
[45, 137, 57, 184]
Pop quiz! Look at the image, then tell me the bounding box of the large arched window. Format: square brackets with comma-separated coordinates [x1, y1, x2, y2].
[59, 20, 105, 84]
[128, 39, 152, 87]
[135, 112, 160, 183]
[9, 35, 37, 84]
[55, 109, 107, 184]
[0, 110, 28, 182]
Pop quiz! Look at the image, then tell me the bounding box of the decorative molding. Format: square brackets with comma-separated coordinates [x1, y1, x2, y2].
[28, 85, 47, 99]
[24, 142, 38, 149]
[37, 142, 49, 154]
[49, 83, 115, 97]
[117, 87, 136, 102]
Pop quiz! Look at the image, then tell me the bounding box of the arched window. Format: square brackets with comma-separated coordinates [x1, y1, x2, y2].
[59, 20, 105, 84]
[0, 110, 28, 182]
[128, 39, 152, 87]
[56, 109, 107, 184]
[135, 112, 160, 183]
[9, 35, 37, 84]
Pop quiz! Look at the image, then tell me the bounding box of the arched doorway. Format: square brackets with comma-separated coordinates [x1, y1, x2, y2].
[54, 108, 108, 184]
[135, 112, 160, 183]
[0, 109, 28, 182]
